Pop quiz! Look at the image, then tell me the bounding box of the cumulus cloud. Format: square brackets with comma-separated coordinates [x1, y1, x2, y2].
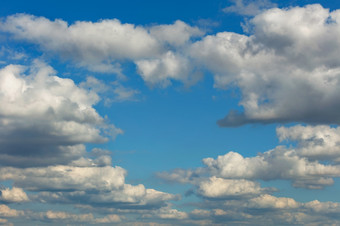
[0, 14, 204, 87]
[2, 5, 340, 125]
[136, 51, 201, 87]
[277, 125, 340, 162]
[0, 187, 29, 203]
[161, 125, 340, 190]
[197, 177, 270, 199]
[212, 4, 340, 126]
[203, 148, 340, 189]
[149, 20, 204, 47]
[0, 205, 24, 218]
[0, 61, 122, 167]
[0, 163, 176, 209]
[247, 194, 300, 209]
[0, 14, 160, 69]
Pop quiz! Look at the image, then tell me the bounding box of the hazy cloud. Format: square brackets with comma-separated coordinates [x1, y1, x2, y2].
[223, 0, 277, 16]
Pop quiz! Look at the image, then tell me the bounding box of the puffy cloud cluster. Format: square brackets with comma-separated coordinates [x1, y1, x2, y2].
[0, 62, 122, 167]
[211, 4, 340, 126]
[157, 124, 340, 224]
[0, 14, 203, 87]
[0, 61, 179, 225]
[162, 125, 340, 190]
[2, 3, 340, 225]
[3, 5, 340, 125]
[203, 148, 340, 189]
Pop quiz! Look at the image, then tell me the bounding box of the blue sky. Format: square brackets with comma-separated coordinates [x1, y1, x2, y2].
[1, 0, 340, 225]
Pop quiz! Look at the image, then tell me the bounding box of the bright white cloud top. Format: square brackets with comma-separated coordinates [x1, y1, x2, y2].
[1, 1, 340, 225]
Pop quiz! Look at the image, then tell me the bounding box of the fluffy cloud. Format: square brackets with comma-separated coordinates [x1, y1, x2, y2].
[0, 162, 176, 209]
[149, 20, 203, 47]
[161, 125, 340, 190]
[277, 125, 340, 162]
[247, 194, 300, 209]
[136, 51, 201, 87]
[0, 14, 203, 87]
[0, 187, 29, 203]
[197, 177, 269, 198]
[0, 61, 122, 167]
[203, 148, 340, 189]
[0, 205, 23, 218]
[0, 14, 160, 68]
[211, 4, 340, 126]
[3, 5, 340, 125]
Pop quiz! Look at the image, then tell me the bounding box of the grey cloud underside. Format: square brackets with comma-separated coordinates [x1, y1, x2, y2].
[2, 5, 340, 126]
[0, 62, 176, 218]
[0, 62, 123, 167]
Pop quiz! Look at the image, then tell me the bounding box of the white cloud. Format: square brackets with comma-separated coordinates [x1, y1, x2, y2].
[44, 210, 93, 222]
[150, 20, 204, 47]
[203, 147, 340, 189]
[0, 155, 177, 209]
[190, 4, 340, 126]
[247, 194, 300, 209]
[3, 6, 340, 125]
[197, 177, 268, 198]
[0, 14, 204, 88]
[0, 165, 126, 191]
[0, 187, 29, 203]
[0, 62, 122, 167]
[0, 205, 23, 218]
[143, 206, 188, 220]
[0, 14, 161, 71]
[161, 125, 340, 189]
[223, 0, 277, 16]
[136, 51, 200, 87]
[277, 125, 340, 162]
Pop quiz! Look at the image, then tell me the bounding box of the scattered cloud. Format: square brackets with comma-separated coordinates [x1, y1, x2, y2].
[223, 0, 277, 16]
[80, 76, 140, 104]
[161, 124, 340, 190]
[2, 3, 340, 225]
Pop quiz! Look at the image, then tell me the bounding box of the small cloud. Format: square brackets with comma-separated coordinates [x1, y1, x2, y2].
[223, 0, 277, 16]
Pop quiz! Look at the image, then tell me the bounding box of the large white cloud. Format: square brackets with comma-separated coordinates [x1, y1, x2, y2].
[203, 148, 340, 189]
[0, 61, 122, 167]
[208, 4, 340, 126]
[0, 14, 204, 87]
[0, 14, 160, 65]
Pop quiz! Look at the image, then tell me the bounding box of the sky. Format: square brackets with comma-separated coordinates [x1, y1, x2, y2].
[1, 0, 340, 225]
